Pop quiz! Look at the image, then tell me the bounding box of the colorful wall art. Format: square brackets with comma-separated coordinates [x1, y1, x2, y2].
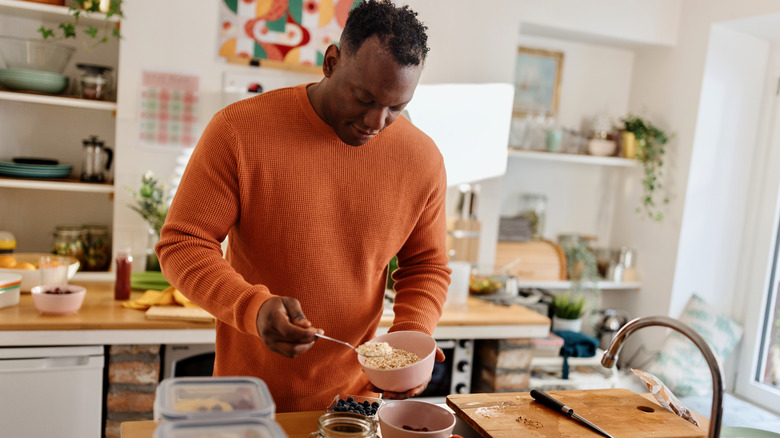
[218, 0, 361, 71]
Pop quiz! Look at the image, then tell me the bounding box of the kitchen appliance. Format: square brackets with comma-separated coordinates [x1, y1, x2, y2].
[80, 135, 113, 183]
[596, 309, 628, 350]
[0, 345, 104, 437]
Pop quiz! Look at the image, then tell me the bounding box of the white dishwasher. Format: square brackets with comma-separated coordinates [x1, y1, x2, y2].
[0, 345, 105, 438]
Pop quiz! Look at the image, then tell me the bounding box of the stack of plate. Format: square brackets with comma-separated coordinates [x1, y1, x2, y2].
[0, 68, 69, 94]
[0, 160, 72, 178]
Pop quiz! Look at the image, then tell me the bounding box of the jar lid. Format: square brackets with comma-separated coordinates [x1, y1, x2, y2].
[76, 63, 113, 75]
[0, 231, 15, 250]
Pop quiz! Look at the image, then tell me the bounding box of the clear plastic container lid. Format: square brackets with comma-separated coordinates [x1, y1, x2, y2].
[154, 377, 275, 421]
[153, 417, 288, 438]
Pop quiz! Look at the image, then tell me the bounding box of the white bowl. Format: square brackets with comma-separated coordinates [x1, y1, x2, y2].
[0, 273, 21, 309]
[31, 284, 86, 315]
[378, 400, 456, 438]
[357, 331, 437, 393]
[0, 253, 79, 292]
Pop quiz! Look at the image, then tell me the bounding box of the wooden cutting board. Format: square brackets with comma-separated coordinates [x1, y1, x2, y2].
[145, 306, 215, 323]
[494, 240, 567, 281]
[447, 389, 706, 438]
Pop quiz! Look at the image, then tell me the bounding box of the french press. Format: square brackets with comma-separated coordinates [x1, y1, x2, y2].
[81, 135, 113, 183]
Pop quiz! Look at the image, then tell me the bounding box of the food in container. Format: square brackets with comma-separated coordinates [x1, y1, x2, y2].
[357, 331, 436, 393]
[0, 273, 22, 309]
[0, 253, 79, 292]
[153, 417, 288, 438]
[377, 400, 456, 438]
[30, 284, 86, 315]
[154, 377, 275, 421]
[326, 394, 384, 418]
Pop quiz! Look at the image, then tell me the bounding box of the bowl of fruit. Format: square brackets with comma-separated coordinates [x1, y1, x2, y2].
[31, 284, 86, 315]
[0, 253, 79, 292]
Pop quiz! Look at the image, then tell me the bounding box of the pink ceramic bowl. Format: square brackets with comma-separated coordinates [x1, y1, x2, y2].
[357, 331, 436, 393]
[31, 284, 86, 315]
[378, 400, 456, 438]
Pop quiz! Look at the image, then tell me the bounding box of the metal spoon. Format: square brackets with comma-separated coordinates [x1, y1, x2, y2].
[314, 333, 389, 358]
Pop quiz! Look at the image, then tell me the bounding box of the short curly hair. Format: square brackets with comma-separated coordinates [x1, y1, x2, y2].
[340, 0, 430, 66]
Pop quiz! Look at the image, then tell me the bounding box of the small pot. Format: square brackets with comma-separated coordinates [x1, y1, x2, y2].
[552, 315, 583, 332]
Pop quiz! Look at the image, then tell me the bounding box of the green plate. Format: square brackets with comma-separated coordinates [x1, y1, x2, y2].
[720, 427, 780, 438]
[0, 68, 68, 94]
[130, 271, 171, 291]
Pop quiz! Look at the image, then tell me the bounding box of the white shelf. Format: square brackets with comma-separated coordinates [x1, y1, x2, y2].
[0, 177, 114, 193]
[0, 91, 117, 111]
[517, 281, 640, 291]
[0, 0, 120, 23]
[508, 149, 639, 167]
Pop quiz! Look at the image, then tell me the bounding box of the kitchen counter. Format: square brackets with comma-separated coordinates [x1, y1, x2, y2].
[0, 281, 550, 346]
[120, 393, 710, 438]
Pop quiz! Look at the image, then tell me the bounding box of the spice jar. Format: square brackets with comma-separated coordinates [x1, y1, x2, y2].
[82, 225, 111, 271]
[0, 231, 16, 254]
[77, 63, 113, 100]
[51, 225, 85, 267]
[312, 412, 376, 438]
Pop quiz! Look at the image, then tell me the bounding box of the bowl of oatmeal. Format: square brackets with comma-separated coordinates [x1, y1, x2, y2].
[357, 331, 437, 393]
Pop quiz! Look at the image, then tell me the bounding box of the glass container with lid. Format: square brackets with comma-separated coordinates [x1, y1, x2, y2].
[153, 417, 288, 438]
[51, 225, 85, 267]
[82, 225, 111, 271]
[154, 376, 276, 421]
[76, 63, 113, 100]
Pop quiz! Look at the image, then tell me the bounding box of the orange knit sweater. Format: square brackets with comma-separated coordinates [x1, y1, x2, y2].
[157, 83, 451, 412]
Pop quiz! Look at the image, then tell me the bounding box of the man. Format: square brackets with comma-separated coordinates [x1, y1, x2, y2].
[157, 0, 451, 412]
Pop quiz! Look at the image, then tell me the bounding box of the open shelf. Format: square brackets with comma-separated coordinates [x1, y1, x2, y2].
[0, 0, 120, 23]
[0, 91, 117, 111]
[508, 149, 639, 167]
[517, 281, 640, 291]
[0, 176, 114, 193]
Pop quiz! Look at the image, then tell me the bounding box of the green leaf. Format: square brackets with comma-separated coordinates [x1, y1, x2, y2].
[38, 26, 55, 39]
[84, 26, 99, 39]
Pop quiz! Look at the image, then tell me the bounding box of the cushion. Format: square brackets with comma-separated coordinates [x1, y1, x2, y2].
[642, 294, 743, 396]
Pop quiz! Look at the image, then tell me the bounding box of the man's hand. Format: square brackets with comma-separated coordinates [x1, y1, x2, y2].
[368, 347, 446, 399]
[256, 296, 322, 358]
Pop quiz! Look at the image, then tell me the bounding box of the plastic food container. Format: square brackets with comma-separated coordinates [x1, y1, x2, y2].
[0, 273, 21, 309]
[153, 417, 288, 438]
[154, 376, 275, 421]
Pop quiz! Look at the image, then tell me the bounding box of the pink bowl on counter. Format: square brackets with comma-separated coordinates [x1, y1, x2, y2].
[31, 284, 86, 315]
[377, 400, 456, 438]
[357, 331, 437, 393]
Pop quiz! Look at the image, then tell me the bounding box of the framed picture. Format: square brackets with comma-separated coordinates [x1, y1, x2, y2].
[512, 47, 564, 117]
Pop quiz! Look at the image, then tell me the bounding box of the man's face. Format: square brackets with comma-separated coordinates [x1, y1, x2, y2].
[322, 36, 423, 146]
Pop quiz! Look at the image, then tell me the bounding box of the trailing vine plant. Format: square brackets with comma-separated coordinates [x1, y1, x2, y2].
[622, 114, 671, 222]
[37, 0, 124, 50]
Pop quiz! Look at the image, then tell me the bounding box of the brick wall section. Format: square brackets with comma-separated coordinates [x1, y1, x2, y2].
[104, 345, 161, 438]
[472, 338, 533, 392]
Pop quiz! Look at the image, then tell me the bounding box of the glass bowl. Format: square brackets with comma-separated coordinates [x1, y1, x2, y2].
[0, 36, 75, 74]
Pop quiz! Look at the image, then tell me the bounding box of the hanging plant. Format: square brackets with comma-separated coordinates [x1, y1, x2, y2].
[37, 0, 124, 50]
[621, 114, 671, 222]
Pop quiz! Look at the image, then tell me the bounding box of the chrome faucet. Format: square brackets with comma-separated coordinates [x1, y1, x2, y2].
[601, 316, 723, 438]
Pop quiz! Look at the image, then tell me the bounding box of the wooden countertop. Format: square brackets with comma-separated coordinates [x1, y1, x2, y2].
[0, 281, 550, 331]
[0, 281, 550, 345]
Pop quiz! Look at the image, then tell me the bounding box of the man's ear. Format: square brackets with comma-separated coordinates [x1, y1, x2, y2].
[322, 44, 340, 78]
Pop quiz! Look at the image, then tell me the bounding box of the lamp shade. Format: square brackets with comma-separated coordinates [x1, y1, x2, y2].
[404, 83, 514, 186]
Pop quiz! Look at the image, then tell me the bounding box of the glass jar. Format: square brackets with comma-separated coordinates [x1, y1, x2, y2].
[519, 193, 547, 240]
[82, 225, 111, 271]
[312, 412, 376, 438]
[51, 225, 85, 267]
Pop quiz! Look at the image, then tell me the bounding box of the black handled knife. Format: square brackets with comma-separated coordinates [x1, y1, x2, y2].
[530, 389, 614, 438]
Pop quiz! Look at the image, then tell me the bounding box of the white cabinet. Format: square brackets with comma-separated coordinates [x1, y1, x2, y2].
[0, 0, 120, 257]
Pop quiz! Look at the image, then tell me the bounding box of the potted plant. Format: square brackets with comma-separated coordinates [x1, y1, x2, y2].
[37, 0, 124, 50]
[551, 291, 587, 332]
[620, 114, 671, 222]
[127, 171, 169, 271]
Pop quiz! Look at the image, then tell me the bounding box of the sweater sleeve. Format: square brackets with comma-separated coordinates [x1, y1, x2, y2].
[389, 154, 452, 335]
[156, 111, 272, 336]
